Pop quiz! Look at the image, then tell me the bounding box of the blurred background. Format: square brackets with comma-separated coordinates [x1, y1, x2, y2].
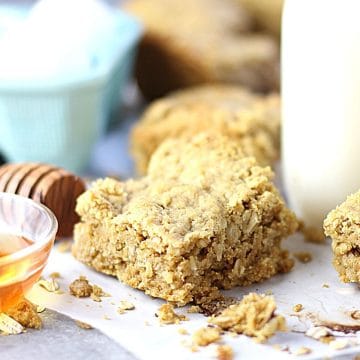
[0, 0, 283, 178]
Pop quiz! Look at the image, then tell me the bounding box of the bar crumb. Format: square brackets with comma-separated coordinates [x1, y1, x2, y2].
[38, 278, 60, 292]
[192, 326, 221, 346]
[178, 327, 188, 335]
[294, 347, 312, 356]
[217, 344, 234, 360]
[305, 326, 330, 340]
[5, 299, 42, 329]
[75, 320, 93, 329]
[155, 304, 188, 324]
[209, 293, 286, 343]
[69, 276, 93, 298]
[294, 252, 312, 263]
[118, 300, 135, 314]
[293, 304, 303, 313]
[299, 222, 326, 244]
[0, 314, 24, 335]
[329, 339, 348, 350]
[49, 272, 61, 279]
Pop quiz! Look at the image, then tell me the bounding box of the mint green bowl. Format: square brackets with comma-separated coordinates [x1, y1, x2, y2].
[0, 11, 142, 173]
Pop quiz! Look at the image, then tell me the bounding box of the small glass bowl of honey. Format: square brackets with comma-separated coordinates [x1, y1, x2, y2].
[0, 192, 58, 312]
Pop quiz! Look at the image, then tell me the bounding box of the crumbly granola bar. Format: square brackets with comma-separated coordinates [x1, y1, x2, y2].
[124, 0, 279, 99]
[131, 85, 281, 174]
[73, 134, 297, 305]
[324, 192, 360, 282]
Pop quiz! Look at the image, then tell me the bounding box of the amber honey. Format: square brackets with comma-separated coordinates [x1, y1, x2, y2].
[0, 234, 47, 312]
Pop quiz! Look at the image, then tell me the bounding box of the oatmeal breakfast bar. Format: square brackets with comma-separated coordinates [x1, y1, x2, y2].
[324, 191, 360, 282]
[131, 84, 281, 174]
[124, 0, 279, 99]
[73, 134, 297, 305]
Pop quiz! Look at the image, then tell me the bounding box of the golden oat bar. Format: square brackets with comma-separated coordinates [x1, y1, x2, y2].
[124, 0, 279, 99]
[324, 192, 360, 282]
[131, 85, 280, 174]
[73, 134, 297, 305]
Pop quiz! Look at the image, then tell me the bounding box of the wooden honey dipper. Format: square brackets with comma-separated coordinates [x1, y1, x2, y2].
[0, 163, 86, 238]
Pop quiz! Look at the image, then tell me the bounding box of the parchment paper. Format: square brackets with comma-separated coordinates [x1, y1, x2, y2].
[27, 233, 360, 360]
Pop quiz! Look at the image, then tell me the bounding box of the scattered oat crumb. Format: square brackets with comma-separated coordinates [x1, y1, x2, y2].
[217, 344, 233, 360]
[178, 328, 188, 335]
[36, 305, 46, 313]
[187, 305, 201, 314]
[93, 284, 110, 297]
[57, 240, 72, 253]
[110, 301, 116, 306]
[190, 345, 199, 352]
[75, 320, 93, 329]
[329, 339, 348, 350]
[49, 272, 61, 279]
[209, 293, 286, 343]
[293, 304, 303, 313]
[294, 252, 312, 263]
[69, 276, 93, 297]
[322, 283, 330, 288]
[306, 326, 331, 340]
[265, 290, 273, 295]
[319, 336, 335, 344]
[91, 285, 110, 302]
[103, 315, 111, 320]
[144, 321, 150, 326]
[192, 326, 221, 346]
[294, 347, 312, 356]
[38, 278, 60, 292]
[155, 304, 188, 324]
[90, 293, 101, 302]
[0, 314, 24, 335]
[299, 222, 326, 244]
[5, 299, 42, 330]
[273, 344, 289, 352]
[69, 277, 110, 302]
[229, 331, 238, 338]
[118, 301, 135, 313]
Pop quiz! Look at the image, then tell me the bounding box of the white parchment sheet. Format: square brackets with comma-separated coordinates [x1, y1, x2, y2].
[27, 233, 360, 360]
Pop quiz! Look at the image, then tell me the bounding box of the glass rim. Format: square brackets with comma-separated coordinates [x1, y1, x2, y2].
[0, 192, 58, 266]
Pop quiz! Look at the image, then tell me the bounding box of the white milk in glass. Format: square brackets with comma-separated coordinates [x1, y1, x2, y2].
[282, 0, 360, 229]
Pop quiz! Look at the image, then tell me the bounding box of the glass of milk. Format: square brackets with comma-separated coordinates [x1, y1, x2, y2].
[282, 0, 360, 230]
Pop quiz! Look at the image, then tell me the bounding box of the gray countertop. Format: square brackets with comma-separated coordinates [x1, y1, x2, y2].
[1, 310, 137, 360]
